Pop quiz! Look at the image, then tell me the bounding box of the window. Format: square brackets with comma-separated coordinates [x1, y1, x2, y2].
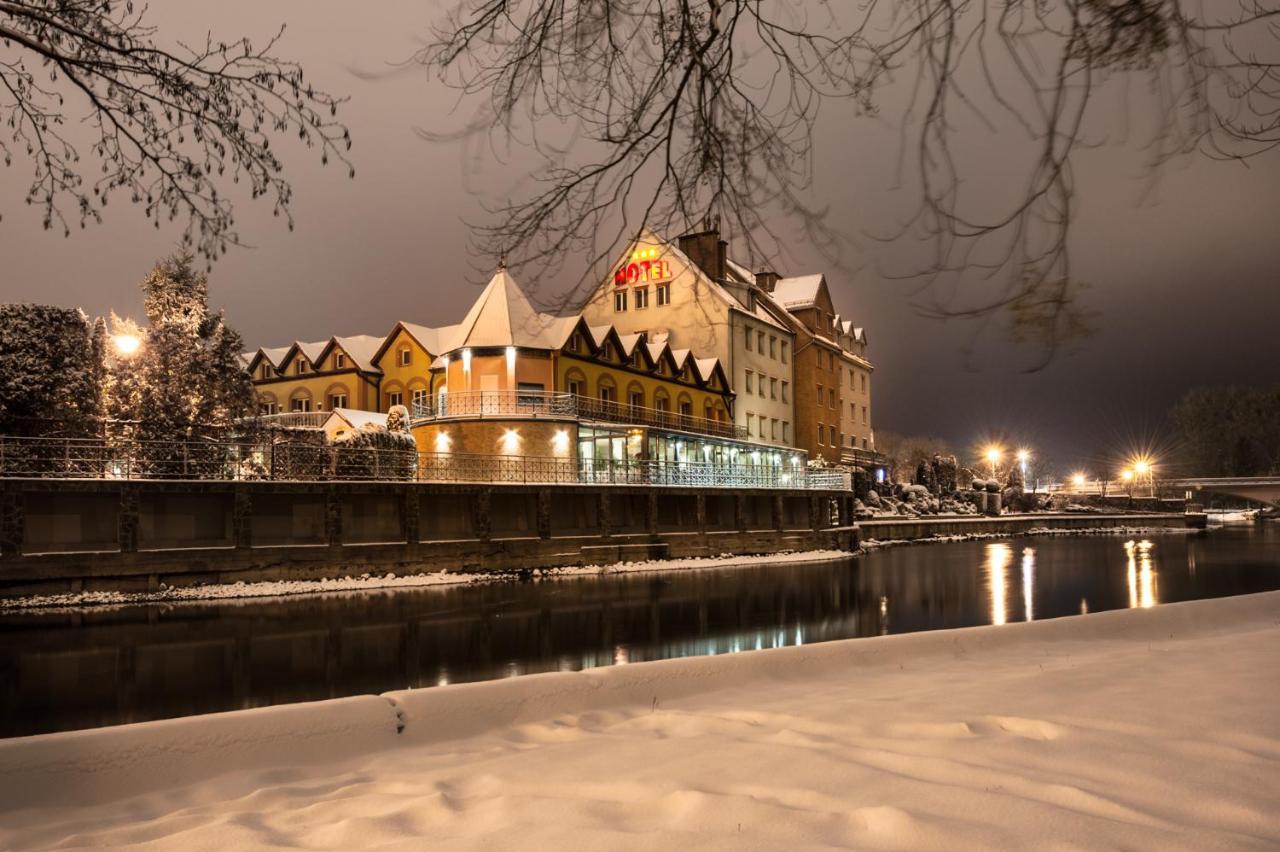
[567, 378, 583, 396]
[655, 394, 669, 412]
[746, 413, 754, 435]
[634, 287, 649, 309]
[399, 348, 411, 367]
[679, 400, 693, 416]
[770, 378, 777, 400]
[334, 353, 346, 369]
[759, 377, 767, 398]
[757, 330, 765, 352]
[781, 381, 789, 403]
[259, 401, 277, 415]
[387, 391, 403, 409]
[851, 402, 857, 420]
[567, 334, 579, 353]
[629, 390, 644, 409]
[656, 283, 671, 305]
[614, 290, 628, 312]
[329, 393, 348, 410]
[295, 360, 308, 375]
[817, 383, 823, 402]
[411, 388, 429, 411]
[861, 373, 867, 394]
[745, 327, 753, 351]
[290, 397, 311, 412]
[817, 424, 825, 445]
[771, 418, 778, 440]
[769, 336, 777, 358]
[259, 365, 272, 380]
[781, 341, 788, 363]
[745, 370, 754, 394]
[518, 382, 546, 405]
[600, 385, 615, 403]
[783, 422, 790, 443]
[862, 405, 868, 424]
[829, 389, 836, 408]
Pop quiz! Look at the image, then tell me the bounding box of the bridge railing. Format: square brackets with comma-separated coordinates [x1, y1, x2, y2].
[0, 436, 847, 491]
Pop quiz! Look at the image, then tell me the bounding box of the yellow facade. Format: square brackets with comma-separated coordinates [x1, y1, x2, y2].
[251, 341, 380, 414]
[372, 326, 439, 412]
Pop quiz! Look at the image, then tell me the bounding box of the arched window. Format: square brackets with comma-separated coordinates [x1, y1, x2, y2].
[653, 388, 671, 413]
[383, 381, 405, 412]
[564, 368, 588, 397]
[677, 392, 693, 418]
[288, 389, 313, 413]
[625, 382, 645, 411]
[597, 373, 617, 404]
[257, 393, 279, 416]
[324, 382, 351, 411]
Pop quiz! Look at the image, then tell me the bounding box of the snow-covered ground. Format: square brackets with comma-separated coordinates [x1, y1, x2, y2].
[2, 591, 1276, 849]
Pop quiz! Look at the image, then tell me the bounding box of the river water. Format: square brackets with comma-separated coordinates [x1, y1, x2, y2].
[2, 525, 1278, 738]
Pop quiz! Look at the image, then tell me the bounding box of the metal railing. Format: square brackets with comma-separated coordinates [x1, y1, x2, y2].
[412, 390, 748, 440]
[255, 411, 331, 429]
[0, 436, 849, 490]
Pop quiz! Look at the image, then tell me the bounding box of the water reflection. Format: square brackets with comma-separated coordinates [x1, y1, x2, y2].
[2, 527, 1278, 738]
[985, 542, 1013, 626]
[1124, 540, 1159, 609]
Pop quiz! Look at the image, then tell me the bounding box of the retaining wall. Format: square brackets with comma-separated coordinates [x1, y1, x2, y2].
[0, 479, 855, 596]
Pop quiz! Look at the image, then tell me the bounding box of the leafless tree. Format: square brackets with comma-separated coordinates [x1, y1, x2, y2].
[416, 0, 1279, 359]
[0, 1, 353, 260]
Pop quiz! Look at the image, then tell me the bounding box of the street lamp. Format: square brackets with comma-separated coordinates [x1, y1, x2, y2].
[984, 446, 1002, 479]
[112, 333, 142, 357]
[1071, 472, 1087, 491]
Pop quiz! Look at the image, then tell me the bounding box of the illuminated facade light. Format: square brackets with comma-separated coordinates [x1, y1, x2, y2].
[461, 348, 472, 371]
[434, 432, 451, 453]
[552, 429, 569, 453]
[501, 428, 520, 453]
[1071, 472, 1087, 488]
[506, 346, 517, 371]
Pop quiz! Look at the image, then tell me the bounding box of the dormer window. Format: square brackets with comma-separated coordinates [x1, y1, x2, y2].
[295, 360, 309, 375]
[567, 334, 579, 353]
[399, 347, 412, 366]
[334, 352, 346, 369]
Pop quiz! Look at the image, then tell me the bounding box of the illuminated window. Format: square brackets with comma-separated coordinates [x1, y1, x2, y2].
[634, 287, 649, 309]
[334, 353, 346, 369]
[656, 283, 671, 305]
[614, 291, 628, 312]
[387, 391, 403, 409]
[329, 393, 348, 410]
[399, 348, 411, 366]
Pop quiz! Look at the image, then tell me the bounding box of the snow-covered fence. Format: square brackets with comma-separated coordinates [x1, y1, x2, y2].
[0, 437, 850, 490]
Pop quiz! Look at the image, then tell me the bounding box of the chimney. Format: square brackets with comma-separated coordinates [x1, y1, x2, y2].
[755, 269, 780, 293]
[677, 227, 726, 282]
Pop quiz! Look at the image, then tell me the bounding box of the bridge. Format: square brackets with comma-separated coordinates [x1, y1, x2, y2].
[1167, 477, 1280, 508]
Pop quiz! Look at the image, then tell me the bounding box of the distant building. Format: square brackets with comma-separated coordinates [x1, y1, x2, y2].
[765, 274, 874, 465]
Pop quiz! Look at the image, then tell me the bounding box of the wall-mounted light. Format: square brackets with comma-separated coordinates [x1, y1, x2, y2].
[552, 429, 569, 453]
[461, 348, 472, 371]
[506, 346, 517, 372]
[501, 428, 520, 453]
[434, 432, 451, 453]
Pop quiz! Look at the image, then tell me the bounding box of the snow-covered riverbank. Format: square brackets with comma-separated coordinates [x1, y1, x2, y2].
[2, 591, 1276, 848]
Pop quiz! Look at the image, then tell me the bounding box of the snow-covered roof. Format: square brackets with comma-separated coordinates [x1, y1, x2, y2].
[445, 268, 578, 352]
[326, 408, 388, 431]
[772, 274, 825, 308]
[297, 340, 327, 365]
[259, 346, 291, 370]
[328, 334, 384, 372]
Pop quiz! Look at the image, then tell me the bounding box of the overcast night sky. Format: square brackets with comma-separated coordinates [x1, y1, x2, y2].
[1, 0, 1277, 472]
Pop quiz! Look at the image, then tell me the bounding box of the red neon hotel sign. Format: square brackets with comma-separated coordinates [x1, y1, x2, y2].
[614, 248, 673, 286]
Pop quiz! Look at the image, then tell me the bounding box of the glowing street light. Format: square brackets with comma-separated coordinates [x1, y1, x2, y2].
[1016, 448, 1030, 476]
[112, 333, 142, 357]
[1071, 472, 1087, 491]
[984, 446, 1002, 478]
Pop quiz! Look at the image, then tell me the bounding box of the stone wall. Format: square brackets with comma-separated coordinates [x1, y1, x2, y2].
[0, 479, 856, 596]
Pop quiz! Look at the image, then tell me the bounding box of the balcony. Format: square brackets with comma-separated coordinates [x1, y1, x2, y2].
[254, 411, 331, 429]
[412, 390, 748, 441]
[0, 437, 848, 491]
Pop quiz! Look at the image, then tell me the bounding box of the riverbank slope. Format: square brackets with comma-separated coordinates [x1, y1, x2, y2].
[2, 591, 1277, 849]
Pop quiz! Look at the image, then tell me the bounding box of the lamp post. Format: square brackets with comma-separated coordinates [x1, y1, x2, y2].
[984, 446, 1002, 480]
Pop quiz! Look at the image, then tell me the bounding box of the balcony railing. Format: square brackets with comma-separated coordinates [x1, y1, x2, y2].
[0, 436, 849, 491]
[413, 390, 748, 440]
[253, 411, 331, 429]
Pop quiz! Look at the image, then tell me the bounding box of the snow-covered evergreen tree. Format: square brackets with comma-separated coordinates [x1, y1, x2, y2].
[105, 253, 254, 445]
[0, 305, 102, 435]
